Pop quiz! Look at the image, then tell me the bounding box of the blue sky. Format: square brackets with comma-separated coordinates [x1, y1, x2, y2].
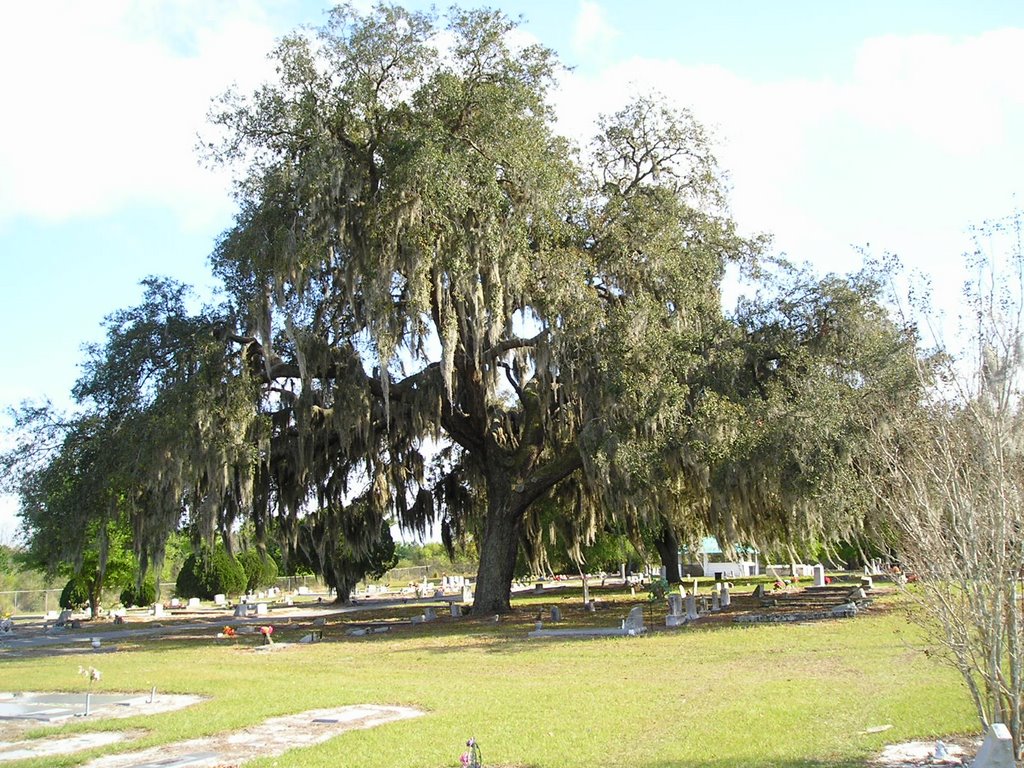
[2, 1, 1023, 539]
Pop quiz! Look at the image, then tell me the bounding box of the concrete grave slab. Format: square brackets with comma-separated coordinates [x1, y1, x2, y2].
[120, 754, 219, 768]
[0, 732, 127, 763]
[74, 705, 423, 768]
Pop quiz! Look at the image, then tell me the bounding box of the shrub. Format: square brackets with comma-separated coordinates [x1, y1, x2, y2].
[238, 548, 279, 593]
[120, 577, 156, 607]
[59, 576, 91, 610]
[175, 545, 246, 599]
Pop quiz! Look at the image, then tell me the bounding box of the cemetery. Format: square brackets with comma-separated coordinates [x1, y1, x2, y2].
[1, 4, 1021, 768]
[0, 568, 996, 767]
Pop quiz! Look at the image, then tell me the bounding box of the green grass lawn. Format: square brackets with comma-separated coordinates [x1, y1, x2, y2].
[1, 589, 978, 768]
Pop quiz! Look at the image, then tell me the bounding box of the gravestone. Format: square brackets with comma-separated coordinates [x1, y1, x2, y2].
[214, 594, 226, 605]
[187, 597, 201, 609]
[312, 617, 326, 627]
[550, 606, 562, 622]
[255, 603, 268, 616]
[450, 604, 461, 618]
[667, 594, 683, 615]
[169, 598, 180, 608]
[666, 594, 685, 627]
[711, 591, 721, 612]
[233, 604, 248, 618]
[56, 609, 73, 626]
[534, 582, 544, 595]
[973, 723, 1015, 768]
[752, 584, 765, 599]
[585, 601, 596, 612]
[685, 594, 699, 621]
[434, 589, 445, 599]
[720, 584, 731, 608]
[812, 564, 826, 588]
[151, 604, 164, 617]
[860, 576, 873, 590]
[623, 606, 645, 634]
[424, 607, 437, 621]
[462, 585, 474, 603]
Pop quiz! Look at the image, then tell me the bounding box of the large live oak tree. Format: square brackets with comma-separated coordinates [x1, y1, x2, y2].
[204, 4, 760, 613]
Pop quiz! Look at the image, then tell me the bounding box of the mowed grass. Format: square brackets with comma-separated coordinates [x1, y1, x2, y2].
[1, 590, 977, 768]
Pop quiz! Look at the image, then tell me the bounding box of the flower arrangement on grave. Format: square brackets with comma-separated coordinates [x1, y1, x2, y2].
[218, 626, 236, 639]
[259, 625, 274, 644]
[459, 737, 482, 768]
[78, 665, 101, 687]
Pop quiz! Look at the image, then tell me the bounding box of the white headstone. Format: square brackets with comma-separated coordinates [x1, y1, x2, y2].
[619, 563, 627, 580]
[624, 606, 645, 634]
[169, 598, 180, 608]
[188, 597, 201, 609]
[255, 603, 268, 615]
[667, 594, 683, 616]
[234, 604, 248, 617]
[151, 603, 164, 617]
[812, 564, 826, 588]
[214, 594, 226, 605]
[462, 585, 474, 603]
[711, 591, 721, 611]
[686, 594, 699, 620]
[973, 723, 1015, 768]
[720, 585, 731, 608]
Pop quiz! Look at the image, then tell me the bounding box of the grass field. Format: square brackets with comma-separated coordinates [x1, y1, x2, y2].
[0, 586, 978, 768]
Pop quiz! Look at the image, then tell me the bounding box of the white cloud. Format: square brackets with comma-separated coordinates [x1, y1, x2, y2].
[0, 1, 284, 229]
[571, 1, 618, 62]
[553, 26, 1024, 299]
[846, 29, 1024, 156]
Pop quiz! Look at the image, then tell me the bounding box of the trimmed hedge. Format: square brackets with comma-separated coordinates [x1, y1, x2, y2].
[59, 576, 91, 610]
[175, 545, 246, 599]
[238, 548, 279, 593]
[120, 577, 157, 608]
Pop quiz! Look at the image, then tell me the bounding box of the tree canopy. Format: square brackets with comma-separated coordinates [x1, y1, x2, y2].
[3, 3, 921, 613]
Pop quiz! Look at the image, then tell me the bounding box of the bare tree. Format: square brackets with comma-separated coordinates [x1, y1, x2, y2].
[869, 211, 1024, 758]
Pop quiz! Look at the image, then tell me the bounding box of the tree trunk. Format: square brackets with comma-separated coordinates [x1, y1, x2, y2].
[88, 574, 103, 620]
[653, 518, 682, 584]
[471, 483, 523, 615]
[328, 563, 355, 605]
